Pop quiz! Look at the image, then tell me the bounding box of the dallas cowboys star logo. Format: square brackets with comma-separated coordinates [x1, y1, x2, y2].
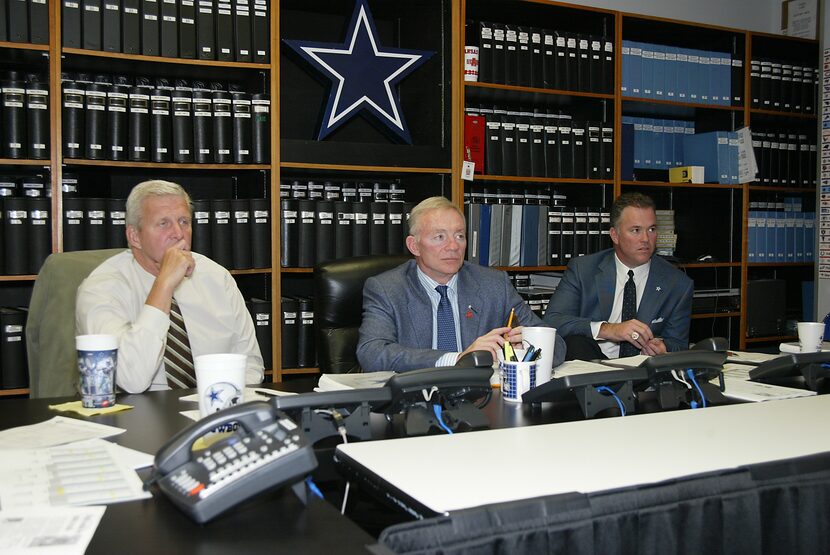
[283, 0, 434, 143]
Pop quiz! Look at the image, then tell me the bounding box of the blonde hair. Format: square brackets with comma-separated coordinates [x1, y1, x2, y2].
[126, 180, 192, 228]
[408, 196, 464, 236]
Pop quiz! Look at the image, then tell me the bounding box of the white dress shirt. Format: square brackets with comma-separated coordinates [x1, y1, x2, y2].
[415, 267, 462, 367]
[76, 250, 264, 393]
[590, 254, 651, 358]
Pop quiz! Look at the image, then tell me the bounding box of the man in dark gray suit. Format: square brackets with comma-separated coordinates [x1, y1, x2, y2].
[544, 192, 693, 360]
[357, 196, 566, 373]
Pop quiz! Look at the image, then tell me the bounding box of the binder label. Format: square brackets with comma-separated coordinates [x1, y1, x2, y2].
[84, 4, 100, 11]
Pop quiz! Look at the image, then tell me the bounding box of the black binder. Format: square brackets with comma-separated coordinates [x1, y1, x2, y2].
[296, 297, 315, 367]
[178, 0, 196, 58]
[558, 121, 573, 177]
[279, 197, 298, 267]
[25, 80, 49, 160]
[141, 0, 160, 56]
[8, 0, 28, 42]
[210, 198, 232, 267]
[529, 118, 545, 177]
[491, 23, 505, 85]
[547, 205, 563, 266]
[477, 21, 493, 83]
[543, 116, 559, 178]
[20, 174, 46, 198]
[27, 197, 49, 274]
[150, 87, 172, 162]
[554, 31, 567, 89]
[102, 0, 121, 52]
[82, 0, 102, 50]
[333, 200, 353, 260]
[296, 198, 316, 268]
[587, 207, 601, 254]
[3, 197, 26, 274]
[128, 85, 150, 161]
[485, 115, 503, 175]
[279, 297, 299, 368]
[192, 88, 212, 162]
[172, 89, 194, 163]
[191, 198, 212, 257]
[587, 122, 601, 179]
[529, 28, 543, 88]
[573, 207, 587, 258]
[602, 37, 613, 93]
[351, 200, 370, 257]
[314, 199, 335, 265]
[160, 0, 177, 57]
[231, 91, 252, 164]
[104, 85, 130, 160]
[63, 0, 82, 48]
[576, 35, 590, 92]
[247, 297, 272, 370]
[249, 197, 270, 268]
[503, 24, 517, 85]
[370, 201, 387, 255]
[516, 26, 531, 87]
[500, 116, 517, 176]
[106, 197, 127, 248]
[589, 37, 602, 92]
[387, 202, 405, 255]
[560, 206, 575, 264]
[63, 197, 85, 252]
[542, 29, 555, 88]
[252, 0, 268, 62]
[215, 0, 233, 61]
[196, 0, 215, 59]
[84, 198, 107, 249]
[251, 93, 270, 163]
[2, 80, 26, 159]
[0, 0, 7, 42]
[0, 308, 28, 388]
[731, 55, 743, 106]
[29, 0, 48, 44]
[571, 123, 586, 179]
[122, 0, 140, 54]
[601, 124, 613, 179]
[211, 89, 232, 163]
[230, 198, 252, 269]
[515, 117, 531, 176]
[564, 33, 577, 91]
[84, 83, 107, 160]
[233, 0, 251, 62]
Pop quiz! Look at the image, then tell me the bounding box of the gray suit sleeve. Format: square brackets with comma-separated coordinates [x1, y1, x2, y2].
[660, 275, 694, 352]
[542, 259, 594, 338]
[356, 276, 447, 372]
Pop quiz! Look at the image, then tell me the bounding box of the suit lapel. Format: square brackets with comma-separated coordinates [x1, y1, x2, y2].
[457, 265, 486, 348]
[595, 252, 616, 320]
[638, 259, 667, 325]
[405, 263, 437, 349]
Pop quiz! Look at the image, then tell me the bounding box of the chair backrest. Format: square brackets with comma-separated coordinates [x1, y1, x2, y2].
[313, 254, 411, 374]
[26, 249, 125, 398]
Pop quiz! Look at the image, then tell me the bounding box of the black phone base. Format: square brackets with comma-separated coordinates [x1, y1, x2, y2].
[294, 401, 375, 446]
[800, 363, 829, 391]
[573, 381, 637, 419]
[392, 402, 489, 437]
[653, 379, 727, 410]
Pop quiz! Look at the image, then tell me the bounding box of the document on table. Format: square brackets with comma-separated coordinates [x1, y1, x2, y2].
[315, 371, 395, 391]
[0, 416, 125, 450]
[0, 505, 105, 555]
[717, 351, 815, 402]
[553, 359, 636, 377]
[0, 438, 151, 509]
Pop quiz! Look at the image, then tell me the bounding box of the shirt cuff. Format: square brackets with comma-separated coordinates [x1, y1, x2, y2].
[435, 352, 459, 367]
[138, 304, 171, 342]
[591, 321, 605, 340]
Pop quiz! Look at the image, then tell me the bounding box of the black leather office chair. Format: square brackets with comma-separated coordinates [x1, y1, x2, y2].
[314, 254, 411, 374]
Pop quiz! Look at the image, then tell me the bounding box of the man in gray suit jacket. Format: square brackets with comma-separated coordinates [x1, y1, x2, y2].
[544, 193, 693, 360]
[357, 196, 566, 372]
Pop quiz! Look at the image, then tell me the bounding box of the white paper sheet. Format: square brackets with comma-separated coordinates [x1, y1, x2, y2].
[0, 417, 125, 450]
[0, 505, 105, 555]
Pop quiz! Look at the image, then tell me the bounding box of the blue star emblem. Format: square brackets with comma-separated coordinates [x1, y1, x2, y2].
[283, 0, 434, 143]
[208, 388, 221, 403]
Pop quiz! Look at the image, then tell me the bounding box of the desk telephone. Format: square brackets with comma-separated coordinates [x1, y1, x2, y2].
[148, 401, 318, 524]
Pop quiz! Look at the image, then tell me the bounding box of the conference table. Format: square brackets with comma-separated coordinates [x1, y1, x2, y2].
[0, 386, 377, 555]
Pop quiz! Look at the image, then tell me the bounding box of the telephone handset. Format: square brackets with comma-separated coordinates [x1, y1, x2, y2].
[150, 401, 318, 524]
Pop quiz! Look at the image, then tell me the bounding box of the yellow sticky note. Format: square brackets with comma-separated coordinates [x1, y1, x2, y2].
[48, 401, 133, 416]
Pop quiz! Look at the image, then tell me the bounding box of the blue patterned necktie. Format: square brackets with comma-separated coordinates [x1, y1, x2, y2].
[619, 270, 638, 358]
[436, 285, 458, 352]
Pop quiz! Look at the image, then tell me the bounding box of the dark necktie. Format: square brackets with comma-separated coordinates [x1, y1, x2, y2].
[436, 285, 458, 352]
[619, 270, 639, 357]
[165, 298, 197, 388]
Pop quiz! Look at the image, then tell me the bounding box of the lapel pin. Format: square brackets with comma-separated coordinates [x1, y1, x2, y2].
[656, 286, 662, 292]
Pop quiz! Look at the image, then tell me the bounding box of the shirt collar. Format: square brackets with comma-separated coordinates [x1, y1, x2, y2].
[613, 253, 651, 283]
[416, 266, 459, 296]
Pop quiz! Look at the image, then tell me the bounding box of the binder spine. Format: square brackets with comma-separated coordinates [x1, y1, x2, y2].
[297, 297, 315, 367]
[3, 197, 27, 274]
[333, 200, 353, 259]
[314, 200, 335, 265]
[102, 0, 122, 52]
[141, 0, 160, 56]
[247, 298, 272, 370]
[30, 0, 49, 44]
[231, 92, 252, 164]
[251, 93, 270, 164]
[191, 198, 212, 257]
[249, 197, 270, 268]
[172, 91, 194, 163]
[2, 82, 26, 159]
[160, 0, 178, 57]
[215, 0, 233, 61]
[8, 0, 27, 42]
[150, 88, 172, 163]
[128, 86, 150, 161]
[196, 0, 215, 59]
[106, 85, 129, 160]
[233, 0, 251, 62]
[63, 0, 82, 48]
[296, 198, 316, 268]
[230, 197, 252, 269]
[252, 0, 268, 63]
[27, 197, 49, 274]
[0, 308, 28, 388]
[25, 83, 49, 160]
[122, 0, 140, 54]
[279, 198, 298, 267]
[63, 196, 86, 252]
[280, 297, 299, 368]
[192, 90, 213, 163]
[82, 0, 102, 50]
[84, 197, 107, 250]
[210, 198, 232, 267]
[84, 83, 108, 160]
[106, 197, 127, 248]
[211, 90, 232, 163]
[178, 0, 197, 58]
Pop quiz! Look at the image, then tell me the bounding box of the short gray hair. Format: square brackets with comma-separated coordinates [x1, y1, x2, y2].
[125, 180, 192, 228]
[408, 196, 464, 236]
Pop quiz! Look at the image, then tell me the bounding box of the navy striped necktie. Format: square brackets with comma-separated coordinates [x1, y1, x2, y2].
[436, 285, 458, 352]
[619, 270, 639, 358]
[165, 298, 196, 388]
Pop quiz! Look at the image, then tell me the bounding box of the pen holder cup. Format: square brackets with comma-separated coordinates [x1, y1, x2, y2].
[499, 360, 536, 403]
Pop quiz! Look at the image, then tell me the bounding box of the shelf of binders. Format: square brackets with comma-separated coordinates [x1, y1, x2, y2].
[62, 48, 270, 70]
[620, 180, 743, 190]
[0, 42, 48, 53]
[64, 159, 270, 170]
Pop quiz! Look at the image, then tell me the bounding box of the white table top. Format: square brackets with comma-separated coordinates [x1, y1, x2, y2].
[336, 395, 830, 514]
